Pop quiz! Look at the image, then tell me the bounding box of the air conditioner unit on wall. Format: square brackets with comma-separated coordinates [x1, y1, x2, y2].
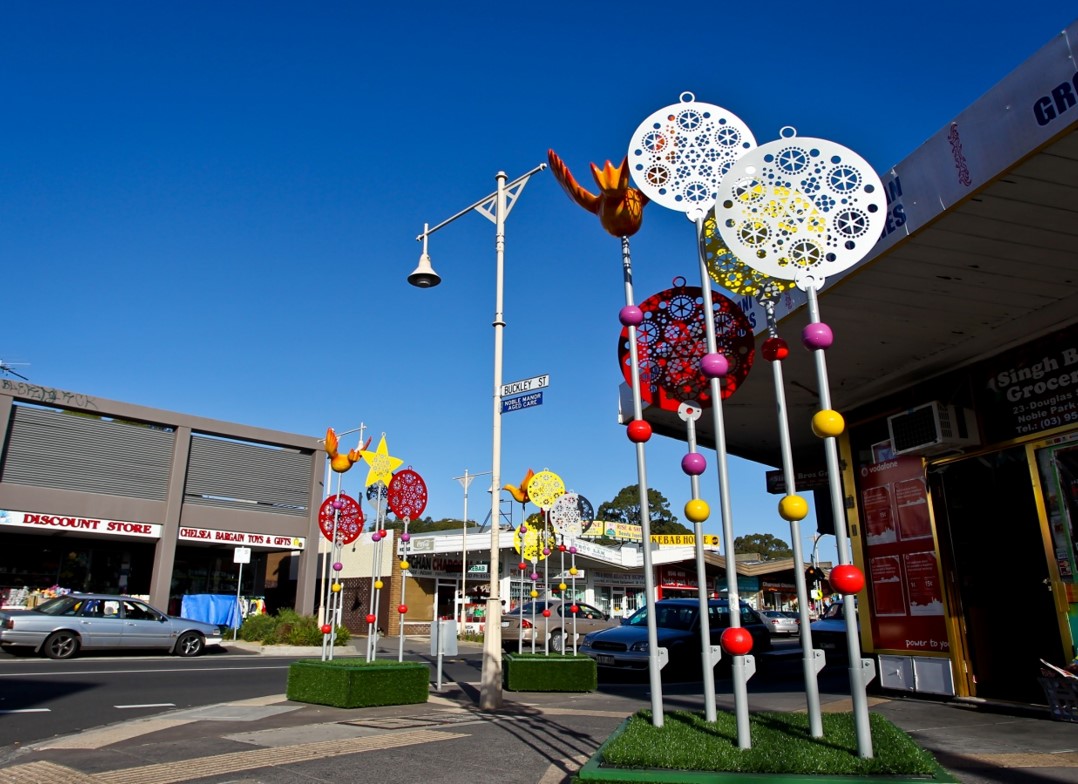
[886, 401, 980, 456]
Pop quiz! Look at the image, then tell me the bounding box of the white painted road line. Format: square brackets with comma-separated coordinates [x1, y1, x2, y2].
[0, 709, 50, 714]
[115, 703, 175, 709]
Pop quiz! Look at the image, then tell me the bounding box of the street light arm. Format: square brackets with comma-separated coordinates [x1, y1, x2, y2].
[416, 164, 547, 241]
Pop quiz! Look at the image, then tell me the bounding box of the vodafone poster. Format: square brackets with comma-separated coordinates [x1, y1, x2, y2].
[859, 452, 949, 654]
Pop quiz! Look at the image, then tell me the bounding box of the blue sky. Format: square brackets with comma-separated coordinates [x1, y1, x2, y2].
[3, 3, 1076, 566]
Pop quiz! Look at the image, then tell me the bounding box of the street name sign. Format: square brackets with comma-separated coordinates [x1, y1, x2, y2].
[501, 374, 549, 399]
[502, 391, 542, 413]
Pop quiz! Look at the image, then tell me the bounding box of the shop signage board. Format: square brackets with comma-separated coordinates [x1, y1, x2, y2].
[650, 534, 720, 547]
[0, 509, 162, 538]
[178, 526, 305, 550]
[234, 546, 252, 564]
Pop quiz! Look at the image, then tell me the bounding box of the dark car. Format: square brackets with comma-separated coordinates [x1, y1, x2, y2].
[0, 594, 223, 659]
[809, 601, 856, 662]
[579, 598, 771, 676]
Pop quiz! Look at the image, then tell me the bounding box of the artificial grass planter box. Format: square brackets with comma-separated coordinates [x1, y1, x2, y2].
[287, 658, 429, 708]
[503, 652, 597, 692]
[577, 709, 955, 783]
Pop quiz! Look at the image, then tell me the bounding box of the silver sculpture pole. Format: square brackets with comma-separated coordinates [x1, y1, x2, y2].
[620, 234, 665, 727]
[693, 214, 752, 748]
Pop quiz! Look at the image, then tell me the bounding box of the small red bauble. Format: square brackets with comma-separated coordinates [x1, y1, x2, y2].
[570, 604, 579, 614]
[558, 544, 567, 552]
[762, 337, 789, 362]
[518, 562, 528, 571]
[320, 623, 332, 634]
[542, 609, 551, 618]
[397, 604, 408, 614]
[627, 419, 652, 443]
[721, 626, 754, 656]
[830, 564, 865, 595]
[365, 613, 376, 624]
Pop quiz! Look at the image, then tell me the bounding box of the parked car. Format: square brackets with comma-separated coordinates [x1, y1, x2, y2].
[759, 610, 800, 636]
[579, 598, 772, 676]
[809, 601, 856, 662]
[501, 600, 619, 653]
[0, 594, 224, 660]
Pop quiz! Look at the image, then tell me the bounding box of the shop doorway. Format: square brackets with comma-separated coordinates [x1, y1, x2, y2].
[929, 446, 1065, 702]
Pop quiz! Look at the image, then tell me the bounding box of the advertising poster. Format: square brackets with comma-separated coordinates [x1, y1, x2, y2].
[859, 453, 950, 654]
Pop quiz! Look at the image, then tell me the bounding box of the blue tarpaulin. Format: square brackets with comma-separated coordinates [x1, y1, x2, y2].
[181, 594, 241, 628]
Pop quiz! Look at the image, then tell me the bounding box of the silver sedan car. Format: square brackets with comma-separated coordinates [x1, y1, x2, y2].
[0, 594, 224, 659]
[759, 610, 800, 636]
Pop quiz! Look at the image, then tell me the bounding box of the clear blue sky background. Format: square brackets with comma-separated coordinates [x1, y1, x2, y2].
[4, 3, 1075, 567]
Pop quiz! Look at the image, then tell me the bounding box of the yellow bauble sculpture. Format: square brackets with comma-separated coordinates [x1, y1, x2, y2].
[569, 566, 578, 576]
[779, 494, 809, 521]
[685, 498, 710, 523]
[399, 560, 410, 571]
[812, 409, 845, 438]
[530, 589, 539, 598]
[374, 580, 383, 590]
[331, 583, 341, 593]
[559, 582, 567, 591]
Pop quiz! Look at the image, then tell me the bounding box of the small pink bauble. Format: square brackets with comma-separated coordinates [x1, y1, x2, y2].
[331, 498, 344, 510]
[619, 305, 644, 327]
[530, 572, 540, 581]
[700, 353, 729, 378]
[802, 322, 834, 350]
[400, 532, 411, 542]
[681, 452, 707, 476]
[569, 546, 577, 554]
[332, 561, 343, 571]
[520, 524, 528, 533]
[542, 547, 551, 556]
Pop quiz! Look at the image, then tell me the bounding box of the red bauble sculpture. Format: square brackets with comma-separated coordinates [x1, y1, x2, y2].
[320, 623, 332, 634]
[721, 626, 754, 656]
[830, 564, 865, 595]
[542, 609, 551, 618]
[627, 419, 652, 443]
[397, 604, 408, 614]
[365, 613, 376, 624]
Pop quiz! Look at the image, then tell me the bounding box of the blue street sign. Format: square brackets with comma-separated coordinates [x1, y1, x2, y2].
[501, 390, 543, 413]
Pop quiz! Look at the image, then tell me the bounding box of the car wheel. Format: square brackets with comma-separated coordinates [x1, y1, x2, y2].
[549, 629, 564, 653]
[174, 632, 204, 657]
[43, 631, 80, 660]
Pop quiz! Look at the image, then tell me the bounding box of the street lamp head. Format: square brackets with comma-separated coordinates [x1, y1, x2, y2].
[408, 252, 441, 288]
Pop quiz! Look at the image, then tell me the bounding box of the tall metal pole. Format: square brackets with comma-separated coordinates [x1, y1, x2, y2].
[455, 469, 490, 629]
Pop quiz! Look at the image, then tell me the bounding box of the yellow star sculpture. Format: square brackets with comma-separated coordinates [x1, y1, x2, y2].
[359, 434, 404, 488]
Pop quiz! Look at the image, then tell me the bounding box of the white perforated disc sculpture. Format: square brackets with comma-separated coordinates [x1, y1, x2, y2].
[628, 92, 756, 214]
[714, 129, 886, 289]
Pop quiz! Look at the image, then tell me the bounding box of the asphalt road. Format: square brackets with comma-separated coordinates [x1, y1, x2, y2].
[0, 645, 289, 749]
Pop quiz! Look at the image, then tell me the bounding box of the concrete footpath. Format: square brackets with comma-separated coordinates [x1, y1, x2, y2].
[0, 638, 1075, 784]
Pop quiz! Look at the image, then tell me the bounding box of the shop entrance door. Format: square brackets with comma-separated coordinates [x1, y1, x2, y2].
[930, 446, 1064, 702]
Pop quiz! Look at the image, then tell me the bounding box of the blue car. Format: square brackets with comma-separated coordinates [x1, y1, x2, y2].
[579, 598, 771, 675]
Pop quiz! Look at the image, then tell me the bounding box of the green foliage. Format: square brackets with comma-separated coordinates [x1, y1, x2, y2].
[384, 516, 472, 533]
[287, 659, 429, 708]
[598, 710, 946, 778]
[734, 533, 793, 560]
[597, 485, 689, 535]
[503, 652, 597, 692]
[237, 610, 349, 646]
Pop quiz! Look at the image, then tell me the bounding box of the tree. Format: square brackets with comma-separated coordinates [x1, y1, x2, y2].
[597, 485, 690, 535]
[733, 533, 793, 560]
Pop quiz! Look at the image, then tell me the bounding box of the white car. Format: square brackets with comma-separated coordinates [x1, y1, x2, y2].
[0, 594, 224, 659]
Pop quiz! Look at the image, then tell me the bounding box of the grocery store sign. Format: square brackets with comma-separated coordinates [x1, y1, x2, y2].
[178, 526, 305, 550]
[0, 509, 162, 538]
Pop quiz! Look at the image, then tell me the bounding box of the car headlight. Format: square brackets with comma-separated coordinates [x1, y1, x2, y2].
[629, 640, 649, 653]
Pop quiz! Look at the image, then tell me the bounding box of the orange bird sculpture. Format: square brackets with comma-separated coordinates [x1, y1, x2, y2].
[324, 428, 370, 473]
[547, 149, 649, 238]
[504, 468, 535, 505]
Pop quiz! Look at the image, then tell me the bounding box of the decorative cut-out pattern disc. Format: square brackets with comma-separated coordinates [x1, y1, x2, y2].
[701, 213, 794, 305]
[318, 494, 364, 545]
[388, 468, 428, 519]
[527, 470, 565, 511]
[628, 92, 756, 213]
[549, 492, 594, 538]
[367, 481, 388, 503]
[619, 281, 755, 410]
[514, 524, 554, 561]
[714, 131, 886, 288]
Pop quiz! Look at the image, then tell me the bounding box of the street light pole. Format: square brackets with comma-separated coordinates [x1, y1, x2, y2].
[454, 469, 492, 629]
[408, 163, 546, 710]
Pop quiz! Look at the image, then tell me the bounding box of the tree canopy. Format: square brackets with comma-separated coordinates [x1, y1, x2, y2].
[596, 484, 690, 535]
[733, 533, 793, 560]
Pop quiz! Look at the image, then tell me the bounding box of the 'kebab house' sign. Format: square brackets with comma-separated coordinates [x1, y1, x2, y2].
[178, 526, 305, 550]
[0, 509, 162, 538]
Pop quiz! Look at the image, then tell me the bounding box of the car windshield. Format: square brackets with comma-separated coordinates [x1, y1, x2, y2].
[625, 604, 697, 630]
